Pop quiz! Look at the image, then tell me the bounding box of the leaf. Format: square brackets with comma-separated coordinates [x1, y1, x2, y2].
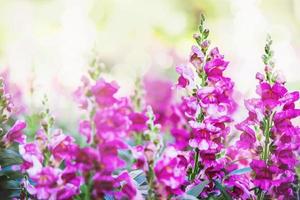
[25, 114, 41, 141]
[0, 167, 23, 179]
[178, 194, 199, 200]
[213, 180, 232, 200]
[228, 167, 252, 177]
[186, 180, 209, 197]
[0, 149, 23, 167]
[0, 180, 20, 189]
[104, 194, 114, 200]
[118, 149, 134, 167]
[129, 170, 147, 186]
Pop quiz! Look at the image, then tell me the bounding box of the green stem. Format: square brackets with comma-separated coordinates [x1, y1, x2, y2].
[191, 148, 199, 180]
[147, 164, 156, 200]
[258, 113, 274, 200]
[258, 191, 265, 200]
[262, 117, 270, 161]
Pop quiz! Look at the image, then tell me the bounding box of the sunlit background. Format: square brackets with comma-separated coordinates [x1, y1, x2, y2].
[0, 0, 299, 131]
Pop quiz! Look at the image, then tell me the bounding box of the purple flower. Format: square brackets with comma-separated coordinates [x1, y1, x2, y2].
[204, 58, 229, 80]
[236, 122, 256, 149]
[74, 147, 100, 171]
[250, 159, 278, 191]
[19, 142, 43, 175]
[256, 82, 287, 109]
[154, 147, 188, 197]
[93, 173, 115, 196]
[48, 130, 78, 162]
[91, 79, 119, 107]
[190, 45, 204, 69]
[79, 120, 92, 143]
[170, 128, 190, 150]
[94, 108, 131, 141]
[31, 167, 59, 199]
[144, 77, 173, 125]
[99, 139, 128, 173]
[3, 120, 26, 145]
[129, 112, 148, 132]
[114, 171, 137, 199]
[176, 65, 194, 88]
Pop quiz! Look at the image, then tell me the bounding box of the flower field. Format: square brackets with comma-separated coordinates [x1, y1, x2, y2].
[0, 4, 300, 200]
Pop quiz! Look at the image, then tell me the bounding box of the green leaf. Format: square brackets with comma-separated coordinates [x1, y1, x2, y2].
[213, 180, 232, 200]
[25, 114, 41, 141]
[0, 168, 23, 179]
[228, 167, 252, 177]
[178, 194, 199, 200]
[0, 180, 20, 189]
[118, 149, 134, 169]
[0, 149, 23, 167]
[129, 170, 147, 186]
[186, 180, 209, 197]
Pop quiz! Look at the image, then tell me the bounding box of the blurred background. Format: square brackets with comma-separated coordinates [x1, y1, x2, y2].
[0, 0, 299, 130]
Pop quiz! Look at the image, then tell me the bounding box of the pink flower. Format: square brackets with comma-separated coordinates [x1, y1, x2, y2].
[3, 120, 26, 145]
[190, 45, 204, 69]
[204, 58, 229, 80]
[170, 128, 190, 150]
[250, 159, 279, 191]
[256, 82, 287, 109]
[131, 145, 147, 171]
[74, 147, 100, 171]
[154, 147, 188, 197]
[31, 167, 59, 199]
[79, 120, 92, 143]
[93, 173, 115, 196]
[19, 142, 43, 175]
[48, 130, 78, 162]
[144, 77, 173, 125]
[94, 108, 131, 141]
[129, 112, 148, 132]
[176, 65, 194, 88]
[99, 139, 128, 172]
[114, 171, 137, 199]
[91, 79, 119, 107]
[236, 122, 256, 149]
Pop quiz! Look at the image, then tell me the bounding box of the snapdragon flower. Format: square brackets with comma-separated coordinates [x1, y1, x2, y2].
[236, 36, 300, 199]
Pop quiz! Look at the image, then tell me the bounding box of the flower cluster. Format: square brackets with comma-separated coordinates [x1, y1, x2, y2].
[74, 75, 143, 199]
[158, 15, 238, 198]
[1, 16, 300, 200]
[235, 36, 300, 199]
[19, 97, 81, 200]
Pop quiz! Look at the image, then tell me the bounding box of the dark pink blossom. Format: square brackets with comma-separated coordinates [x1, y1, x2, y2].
[3, 120, 26, 145]
[91, 79, 119, 107]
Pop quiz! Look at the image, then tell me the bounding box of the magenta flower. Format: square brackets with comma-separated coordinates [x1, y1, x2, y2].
[2, 120, 26, 145]
[99, 139, 128, 172]
[78, 120, 92, 143]
[91, 78, 119, 107]
[74, 147, 100, 171]
[131, 145, 148, 171]
[154, 147, 188, 197]
[114, 171, 137, 199]
[31, 167, 59, 199]
[144, 77, 173, 125]
[250, 159, 279, 191]
[235, 37, 300, 199]
[19, 142, 44, 175]
[204, 56, 229, 80]
[175, 65, 194, 88]
[94, 108, 131, 141]
[48, 129, 78, 162]
[129, 112, 148, 132]
[190, 45, 204, 69]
